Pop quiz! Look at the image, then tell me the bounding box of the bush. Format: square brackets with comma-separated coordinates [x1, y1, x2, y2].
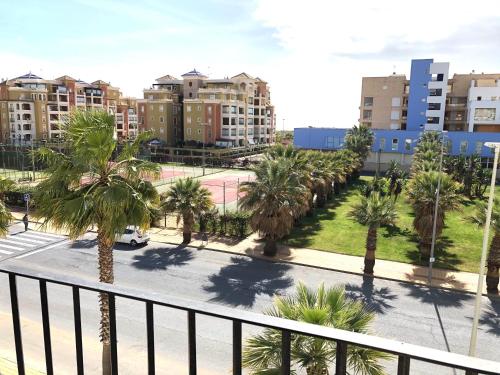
[199, 209, 251, 238]
[4, 185, 36, 207]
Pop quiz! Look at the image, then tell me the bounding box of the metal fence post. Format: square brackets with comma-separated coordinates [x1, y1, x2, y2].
[236, 178, 240, 211]
[223, 181, 226, 215]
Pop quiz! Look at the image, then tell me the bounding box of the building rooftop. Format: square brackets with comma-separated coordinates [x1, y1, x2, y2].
[15, 72, 44, 80]
[181, 69, 207, 78]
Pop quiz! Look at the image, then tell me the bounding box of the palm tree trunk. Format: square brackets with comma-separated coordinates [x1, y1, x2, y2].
[364, 226, 377, 274]
[182, 213, 193, 244]
[97, 228, 115, 375]
[263, 238, 277, 257]
[486, 232, 500, 293]
[306, 364, 329, 374]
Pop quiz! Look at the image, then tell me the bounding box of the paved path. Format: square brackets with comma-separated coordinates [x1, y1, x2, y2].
[0, 230, 499, 374]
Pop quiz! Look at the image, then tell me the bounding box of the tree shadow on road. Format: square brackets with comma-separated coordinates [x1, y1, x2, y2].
[70, 239, 97, 249]
[480, 296, 500, 336]
[345, 275, 398, 314]
[401, 283, 473, 308]
[203, 256, 293, 307]
[131, 245, 194, 271]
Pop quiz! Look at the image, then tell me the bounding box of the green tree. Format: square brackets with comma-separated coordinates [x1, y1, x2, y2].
[344, 124, 374, 161]
[239, 159, 308, 256]
[384, 161, 408, 200]
[407, 171, 461, 258]
[243, 282, 391, 375]
[349, 192, 397, 274]
[469, 199, 500, 292]
[161, 178, 213, 243]
[0, 176, 15, 236]
[34, 110, 160, 375]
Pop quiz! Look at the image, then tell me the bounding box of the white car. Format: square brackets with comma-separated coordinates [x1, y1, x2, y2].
[116, 226, 149, 247]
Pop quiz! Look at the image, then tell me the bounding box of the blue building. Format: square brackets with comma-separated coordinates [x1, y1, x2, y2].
[294, 58, 500, 164]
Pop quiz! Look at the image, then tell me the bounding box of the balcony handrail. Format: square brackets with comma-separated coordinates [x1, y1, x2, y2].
[1, 264, 498, 374]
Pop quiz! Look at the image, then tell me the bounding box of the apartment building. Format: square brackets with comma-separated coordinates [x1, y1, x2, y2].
[0, 73, 124, 143]
[182, 70, 275, 146]
[116, 97, 139, 140]
[360, 59, 500, 133]
[295, 58, 500, 162]
[139, 75, 183, 146]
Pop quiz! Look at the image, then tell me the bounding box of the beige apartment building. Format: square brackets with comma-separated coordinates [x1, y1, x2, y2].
[360, 65, 500, 133]
[0, 73, 128, 143]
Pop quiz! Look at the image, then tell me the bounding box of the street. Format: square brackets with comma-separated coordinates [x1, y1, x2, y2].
[0, 223, 499, 374]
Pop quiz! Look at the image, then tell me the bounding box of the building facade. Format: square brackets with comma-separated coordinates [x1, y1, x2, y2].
[296, 59, 500, 163]
[0, 73, 124, 143]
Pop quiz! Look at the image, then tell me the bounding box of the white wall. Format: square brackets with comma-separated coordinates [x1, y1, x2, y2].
[425, 62, 449, 131]
[467, 81, 500, 132]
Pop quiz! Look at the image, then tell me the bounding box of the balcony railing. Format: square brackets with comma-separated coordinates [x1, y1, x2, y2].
[0, 264, 498, 375]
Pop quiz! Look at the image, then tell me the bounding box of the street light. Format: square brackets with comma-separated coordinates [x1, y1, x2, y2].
[428, 130, 448, 285]
[468, 141, 500, 356]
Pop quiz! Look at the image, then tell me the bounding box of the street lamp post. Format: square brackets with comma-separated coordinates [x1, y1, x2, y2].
[468, 142, 500, 356]
[428, 131, 447, 285]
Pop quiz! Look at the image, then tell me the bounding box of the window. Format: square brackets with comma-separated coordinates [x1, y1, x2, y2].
[186, 128, 192, 135]
[239, 107, 244, 114]
[222, 129, 229, 136]
[231, 106, 237, 114]
[391, 110, 400, 120]
[189, 93, 192, 98]
[363, 110, 372, 120]
[460, 141, 468, 154]
[428, 103, 441, 110]
[159, 105, 164, 112]
[208, 118, 212, 125]
[189, 82, 192, 87]
[209, 94, 215, 100]
[197, 105, 201, 111]
[186, 105, 192, 112]
[474, 108, 496, 121]
[391, 97, 401, 107]
[207, 106, 212, 114]
[427, 117, 440, 124]
[405, 139, 412, 151]
[222, 106, 229, 114]
[475, 141, 483, 154]
[364, 97, 373, 107]
[197, 117, 201, 123]
[379, 138, 386, 150]
[231, 118, 236, 126]
[325, 136, 334, 148]
[477, 96, 482, 101]
[187, 116, 192, 124]
[429, 88, 443, 97]
[391, 138, 399, 151]
[197, 129, 202, 134]
[231, 129, 236, 136]
[239, 118, 244, 125]
[173, 118, 177, 125]
[159, 116, 164, 123]
[223, 117, 230, 126]
[159, 128, 164, 134]
[248, 118, 254, 125]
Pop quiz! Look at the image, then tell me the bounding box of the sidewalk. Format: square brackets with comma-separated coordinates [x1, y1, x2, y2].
[9, 209, 490, 295]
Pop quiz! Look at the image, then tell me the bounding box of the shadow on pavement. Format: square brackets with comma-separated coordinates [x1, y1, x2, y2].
[401, 282, 473, 307]
[203, 256, 293, 307]
[345, 275, 398, 314]
[131, 245, 194, 271]
[70, 239, 97, 249]
[480, 296, 500, 336]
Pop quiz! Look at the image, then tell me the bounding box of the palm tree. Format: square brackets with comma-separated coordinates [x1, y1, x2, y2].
[243, 282, 391, 375]
[384, 161, 408, 200]
[407, 171, 461, 259]
[161, 177, 213, 243]
[349, 192, 397, 274]
[344, 124, 374, 162]
[469, 199, 500, 292]
[239, 159, 308, 256]
[34, 110, 160, 375]
[0, 176, 15, 236]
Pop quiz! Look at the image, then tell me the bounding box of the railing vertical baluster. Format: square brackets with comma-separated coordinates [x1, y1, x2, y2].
[232, 320, 242, 375]
[188, 310, 197, 375]
[335, 340, 347, 375]
[109, 294, 118, 375]
[72, 286, 84, 375]
[397, 354, 411, 375]
[9, 273, 25, 375]
[146, 302, 155, 375]
[281, 330, 291, 375]
[39, 280, 54, 375]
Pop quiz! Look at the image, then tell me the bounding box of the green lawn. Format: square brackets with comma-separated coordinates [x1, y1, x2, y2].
[284, 176, 495, 273]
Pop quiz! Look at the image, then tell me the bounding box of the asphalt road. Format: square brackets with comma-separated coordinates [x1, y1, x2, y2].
[0, 223, 499, 374]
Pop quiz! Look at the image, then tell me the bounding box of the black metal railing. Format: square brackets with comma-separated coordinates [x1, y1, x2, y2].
[1, 264, 499, 375]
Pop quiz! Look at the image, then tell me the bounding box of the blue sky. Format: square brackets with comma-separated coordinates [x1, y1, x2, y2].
[2, 0, 500, 129]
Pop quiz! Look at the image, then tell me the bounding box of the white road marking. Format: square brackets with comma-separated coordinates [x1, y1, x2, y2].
[12, 234, 46, 243]
[0, 243, 24, 251]
[0, 239, 37, 247]
[30, 231, 65, 239]
[0, 249, 13, 255]
[15, 240, 72, 259]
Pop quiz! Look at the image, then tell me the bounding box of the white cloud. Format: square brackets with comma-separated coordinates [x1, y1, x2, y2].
[252, 0, 500, 129]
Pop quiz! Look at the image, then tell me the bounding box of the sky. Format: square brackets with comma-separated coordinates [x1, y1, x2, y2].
[2, 0, 500, 130]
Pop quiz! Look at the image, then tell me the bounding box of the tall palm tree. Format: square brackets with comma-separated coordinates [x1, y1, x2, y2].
[161, 177, 213, 243]
[349, 192, 397, 274]
[34, 110, 160, 375]
[0, 176, 15, 236]
[344, 124, 374, 162]
[407, 171, 461, 259]
[243, 283, 391, 375]
[239, 159, 308, 256]
[469, 199, 500, 293]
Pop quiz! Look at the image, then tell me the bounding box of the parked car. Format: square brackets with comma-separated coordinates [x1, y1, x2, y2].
[116, 226, 149, 247]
